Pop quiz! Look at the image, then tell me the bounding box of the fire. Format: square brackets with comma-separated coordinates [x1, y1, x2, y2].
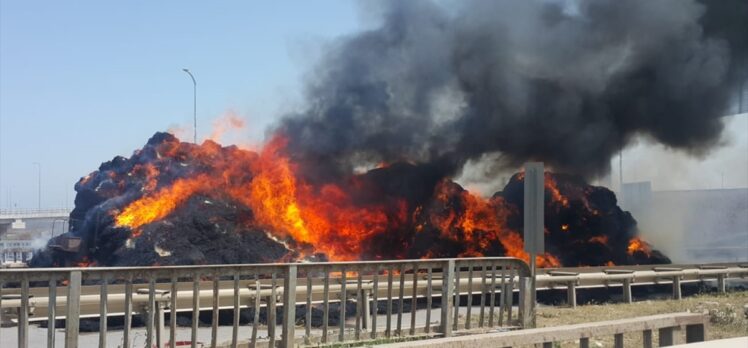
[589, 235, 608, 245]
[116, 175, 207, 229]
[516, 171, 571, 208]
[76, 257, 94, 268]
[627, 237, 652, 256]
[238, 136, 400, 260]
[429, 181, 560, 267]
[100, 132, 663, 268]
[545, 174, 569, 207]
[114, 135, 401, 261]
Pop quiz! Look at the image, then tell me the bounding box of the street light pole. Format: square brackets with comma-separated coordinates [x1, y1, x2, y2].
[182, 68, 197, 143]
[32, 162, 41, 210]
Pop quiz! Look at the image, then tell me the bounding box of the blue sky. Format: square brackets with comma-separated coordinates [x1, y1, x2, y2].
[1, 1, 746, 210]
[0, 1, 362, 209]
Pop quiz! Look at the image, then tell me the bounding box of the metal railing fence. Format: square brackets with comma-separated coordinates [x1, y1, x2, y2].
[0, 257, 533, 348]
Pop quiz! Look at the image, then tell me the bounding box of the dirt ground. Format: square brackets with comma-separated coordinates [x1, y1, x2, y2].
[535, 290, 748, 347]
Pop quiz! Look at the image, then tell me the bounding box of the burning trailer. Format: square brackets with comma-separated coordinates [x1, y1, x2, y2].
[32, 133, 668, 268]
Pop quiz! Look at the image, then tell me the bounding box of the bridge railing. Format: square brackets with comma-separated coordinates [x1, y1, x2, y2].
[0, 209, 71, 219]
[0, 257, 532, 348]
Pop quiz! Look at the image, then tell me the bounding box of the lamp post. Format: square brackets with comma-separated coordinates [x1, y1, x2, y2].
[182, 68, 197, 143]
[32, 162, 41, 210]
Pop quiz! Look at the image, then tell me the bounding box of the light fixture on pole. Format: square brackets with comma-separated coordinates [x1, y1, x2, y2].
[182, 68, 197, 144]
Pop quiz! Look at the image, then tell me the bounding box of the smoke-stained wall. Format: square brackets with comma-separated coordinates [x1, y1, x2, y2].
[275, 0, 748, 182]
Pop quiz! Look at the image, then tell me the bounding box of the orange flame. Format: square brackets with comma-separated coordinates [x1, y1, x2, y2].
[75, 257, 94, 268]
[627, 237, 652, 256]
[108, 133, 628, 268]
[429, 181, 560, 267]
[589, 235, 609, 245]
[116, 175, 207, 229]
[545, 174, 569, 207]
[229, 136, 401, 260]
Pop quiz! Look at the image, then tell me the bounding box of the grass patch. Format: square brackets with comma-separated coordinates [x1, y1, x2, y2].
[535, 290, 748, 347]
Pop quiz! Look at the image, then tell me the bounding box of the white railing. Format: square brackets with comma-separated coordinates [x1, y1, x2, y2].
[0, 209, 71, 220]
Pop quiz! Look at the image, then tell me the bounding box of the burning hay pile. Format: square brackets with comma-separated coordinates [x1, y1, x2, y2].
[33, 0, 748, 268]
[33, 133, 668, 267]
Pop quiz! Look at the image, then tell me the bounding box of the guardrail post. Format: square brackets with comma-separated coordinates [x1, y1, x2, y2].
[156, 301, 166, 348]
[48, 279, 57, 348]
[282, 264, 297, 348]
[362, 289, 371, 330]
[566, 281, 576, 308]
[65, 271, 82, 348]
[717, 274, 726, 294]
[440, 259, 454, 337]
[19, 275, 29, 348]
[672, 276, 682, 300]
[518, 275, 535, 328]
[623, 278, 632, 304]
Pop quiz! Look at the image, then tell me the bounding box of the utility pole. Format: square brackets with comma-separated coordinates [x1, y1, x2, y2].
[182, 68, 197, 143]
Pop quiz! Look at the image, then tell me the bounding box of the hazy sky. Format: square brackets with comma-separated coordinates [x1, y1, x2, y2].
[1, 1, 746, 210]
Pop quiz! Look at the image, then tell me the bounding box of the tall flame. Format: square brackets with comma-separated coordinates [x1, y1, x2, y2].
[116, 175, 207, 229]
[109, 133, 650, 268]
[242, 137, 405, 259]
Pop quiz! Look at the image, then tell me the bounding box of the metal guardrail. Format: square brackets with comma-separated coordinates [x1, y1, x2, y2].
[0, 257, 533, 348]
[379, 312, 708, 348]
[1, 261, 744, 347]
[537, 263, 748, 307]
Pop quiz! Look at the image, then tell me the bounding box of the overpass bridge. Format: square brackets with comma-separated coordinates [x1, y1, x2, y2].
[0, 209, 71, 221]
[0, 209, 71, 230]
[0, 209, 71, 264]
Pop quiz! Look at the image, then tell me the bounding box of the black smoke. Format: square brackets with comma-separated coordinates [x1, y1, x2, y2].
[276, 0, 748, 181]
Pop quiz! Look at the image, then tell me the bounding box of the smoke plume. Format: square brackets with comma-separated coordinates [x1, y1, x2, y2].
[276, 0, 748, 181]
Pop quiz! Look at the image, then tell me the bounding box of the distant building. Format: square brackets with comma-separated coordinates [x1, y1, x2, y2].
[0, 213, 67, 265]
[0, 233, 35, 263]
